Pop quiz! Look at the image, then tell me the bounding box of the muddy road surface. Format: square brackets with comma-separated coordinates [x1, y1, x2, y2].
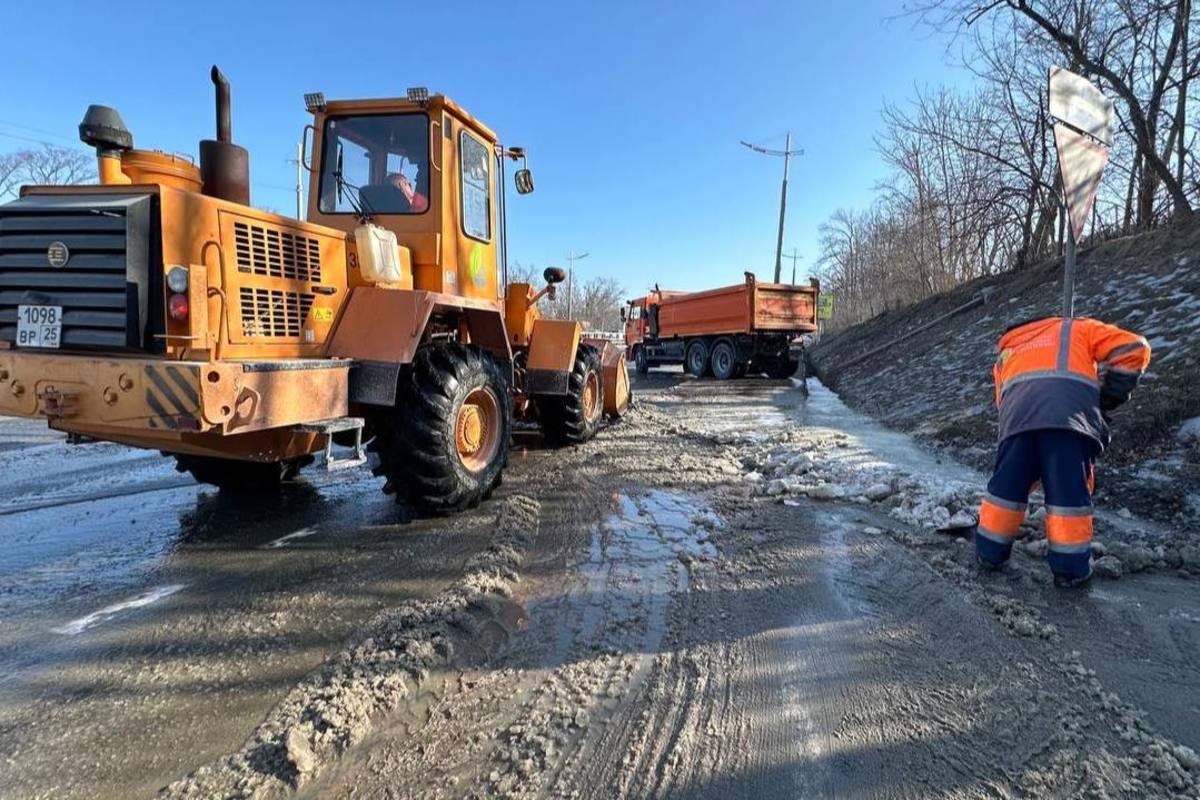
[2, 372, 1199, 799]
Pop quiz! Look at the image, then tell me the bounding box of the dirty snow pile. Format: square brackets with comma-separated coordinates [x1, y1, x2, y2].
[722, 426, 981, 531]
[163, 494, 541, 799]
[813, 223, 1200, 528]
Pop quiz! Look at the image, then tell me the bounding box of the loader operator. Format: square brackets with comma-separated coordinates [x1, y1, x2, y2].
[974, 316, 1150, 588]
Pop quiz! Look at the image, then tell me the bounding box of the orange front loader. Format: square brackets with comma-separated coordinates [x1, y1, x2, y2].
[0, 68, 629, 514]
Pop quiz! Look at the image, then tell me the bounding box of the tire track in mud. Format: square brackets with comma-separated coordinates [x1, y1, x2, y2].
[163, 494, 544, 799]
[135, 380, 1200, 798]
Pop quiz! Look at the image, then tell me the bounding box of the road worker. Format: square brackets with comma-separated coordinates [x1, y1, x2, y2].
[975, 316, 1150, 587]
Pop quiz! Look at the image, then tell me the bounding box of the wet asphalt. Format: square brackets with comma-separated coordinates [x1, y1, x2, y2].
[3, 370, 1199, 799]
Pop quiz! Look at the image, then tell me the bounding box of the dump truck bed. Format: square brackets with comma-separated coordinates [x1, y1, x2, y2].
[655, 275, 818, 339]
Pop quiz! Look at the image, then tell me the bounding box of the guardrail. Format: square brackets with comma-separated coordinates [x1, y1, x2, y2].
[583, 330, 625, 343]
[834, 287, 997, 372]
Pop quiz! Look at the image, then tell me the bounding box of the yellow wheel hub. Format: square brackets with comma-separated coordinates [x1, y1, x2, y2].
[583, 372, 600, 420]
[457, 404, 484, 455]
[455, 388, 501, 472]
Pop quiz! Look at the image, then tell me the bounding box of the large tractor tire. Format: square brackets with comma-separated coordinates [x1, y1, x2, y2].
[710, 339, 738, 381]
[538, 343, 604, 445]
[634, 345, 650, 376]
[172, 453, 308, 492]
[685, 339, 711, 377]
[370, 342, 511, 515]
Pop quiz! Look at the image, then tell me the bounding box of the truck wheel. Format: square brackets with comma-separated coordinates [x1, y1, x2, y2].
[371, 342, 510, 514]
[710, 340, 737, 380]
[685, 340, 711, 377]
[538, 343, 603, 445]
[765, 356, 800, 379]
[634, 345, 650, 376]
[172, 453, 308, 491]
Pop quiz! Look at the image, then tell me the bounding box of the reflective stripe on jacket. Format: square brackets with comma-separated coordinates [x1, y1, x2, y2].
[993, 317, 1150, 447]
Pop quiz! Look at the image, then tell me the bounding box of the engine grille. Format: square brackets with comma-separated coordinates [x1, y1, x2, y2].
[0, 193, 154, 350]
[239, 287, 314, 338]
[233, 221, 322, 282]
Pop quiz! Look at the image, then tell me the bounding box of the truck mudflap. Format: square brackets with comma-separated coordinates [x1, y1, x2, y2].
[0, 350, 350, 436]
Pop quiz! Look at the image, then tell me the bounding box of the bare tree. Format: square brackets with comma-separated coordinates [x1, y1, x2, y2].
[0, 146, 94, 200]
[0, 148, 94, 203]
[820, 1, 1200, 329]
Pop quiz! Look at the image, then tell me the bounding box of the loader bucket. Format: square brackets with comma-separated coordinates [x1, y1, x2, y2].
[585, 339, 631, 417]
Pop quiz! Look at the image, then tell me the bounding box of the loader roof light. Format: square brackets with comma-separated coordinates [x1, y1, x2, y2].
[304, 92, 327, 113]
[166, 266, 189, 294]
[406, 87, 430, 104]
[168, 293, 189, 321]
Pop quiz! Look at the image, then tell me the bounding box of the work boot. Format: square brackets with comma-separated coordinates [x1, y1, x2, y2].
[975, 555, 1004, 573]
[1053, 567, 1093, 589]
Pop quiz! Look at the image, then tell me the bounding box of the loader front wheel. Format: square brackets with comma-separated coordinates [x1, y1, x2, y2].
[371, 342, 510, 515]
[538, 343, 603, 445]
[172, 453, 308, 492]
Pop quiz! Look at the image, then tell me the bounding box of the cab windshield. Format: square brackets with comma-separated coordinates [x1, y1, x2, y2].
[318, 113, 430, 215]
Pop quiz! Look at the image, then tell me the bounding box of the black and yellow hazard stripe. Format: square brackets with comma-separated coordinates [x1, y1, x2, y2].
[144, 365, 200, 430]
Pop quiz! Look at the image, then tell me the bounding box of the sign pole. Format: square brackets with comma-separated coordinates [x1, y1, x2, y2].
[1062, 223, 1076, 317]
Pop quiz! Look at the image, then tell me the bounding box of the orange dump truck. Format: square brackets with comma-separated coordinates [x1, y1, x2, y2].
[622, 272, 819, 380]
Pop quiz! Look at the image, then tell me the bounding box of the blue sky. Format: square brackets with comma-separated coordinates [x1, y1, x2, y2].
[3, 0, 968, 294]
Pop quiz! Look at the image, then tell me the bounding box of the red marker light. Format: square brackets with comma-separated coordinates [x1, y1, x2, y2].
[168, 293, 189, 321]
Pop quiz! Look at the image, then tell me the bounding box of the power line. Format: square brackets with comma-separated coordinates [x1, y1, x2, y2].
[0, 129, 91, 153]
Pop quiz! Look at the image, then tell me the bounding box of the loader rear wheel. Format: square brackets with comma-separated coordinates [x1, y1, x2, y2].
[710, 340, 737, 380]
[538, 343, 603, 445]
[685, 339, 711, 377]
[172, 453, 308, 492]
[370, 342, 510, 515]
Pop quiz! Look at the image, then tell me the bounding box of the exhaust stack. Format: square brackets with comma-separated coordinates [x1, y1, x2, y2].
[199, 65, 250, 205]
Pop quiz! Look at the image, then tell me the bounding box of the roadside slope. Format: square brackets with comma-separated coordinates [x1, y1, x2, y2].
[810, 221, 1200, 526]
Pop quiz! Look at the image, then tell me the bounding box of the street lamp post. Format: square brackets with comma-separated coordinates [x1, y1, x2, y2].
[741, 133, 804, 283]
[565, 250, 589, 319]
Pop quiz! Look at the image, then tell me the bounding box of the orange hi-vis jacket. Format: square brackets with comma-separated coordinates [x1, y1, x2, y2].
[993, 317, 1151, 448]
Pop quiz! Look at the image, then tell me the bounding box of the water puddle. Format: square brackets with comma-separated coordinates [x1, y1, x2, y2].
[590, 491, 719, 592]
[791, 382, 977, 484]
[52, 584, 184, 635]
[566, 489, 720, 659]
[262, 526, 319, 549]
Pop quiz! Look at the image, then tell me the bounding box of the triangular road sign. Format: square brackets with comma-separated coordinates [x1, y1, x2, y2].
[1053, 123, 1109, 242]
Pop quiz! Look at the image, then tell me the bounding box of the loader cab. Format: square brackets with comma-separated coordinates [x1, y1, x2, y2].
[304, 92, 522, 302]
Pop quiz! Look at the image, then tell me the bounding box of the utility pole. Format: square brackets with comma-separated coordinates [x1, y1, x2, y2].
[287, 142, 304, 219]
[741, 133, 804, 283]
[565, 250, 589, 319]
[783, 249, 803, 284]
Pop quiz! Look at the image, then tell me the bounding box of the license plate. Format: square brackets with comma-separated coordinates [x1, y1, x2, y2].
[16, 305, 63, 348]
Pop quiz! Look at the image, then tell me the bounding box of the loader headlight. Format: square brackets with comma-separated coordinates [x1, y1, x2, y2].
[166, 266, 190, 293]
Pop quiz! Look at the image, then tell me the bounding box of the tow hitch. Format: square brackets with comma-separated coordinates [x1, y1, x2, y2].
[37, 386, 79, 418]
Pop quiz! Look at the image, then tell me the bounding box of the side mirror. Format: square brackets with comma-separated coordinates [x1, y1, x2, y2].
[514, 168, 534, 195]
[620, 307, 627, 322]
[300, 124, 317, 171]
[543, 267, 566, 284]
